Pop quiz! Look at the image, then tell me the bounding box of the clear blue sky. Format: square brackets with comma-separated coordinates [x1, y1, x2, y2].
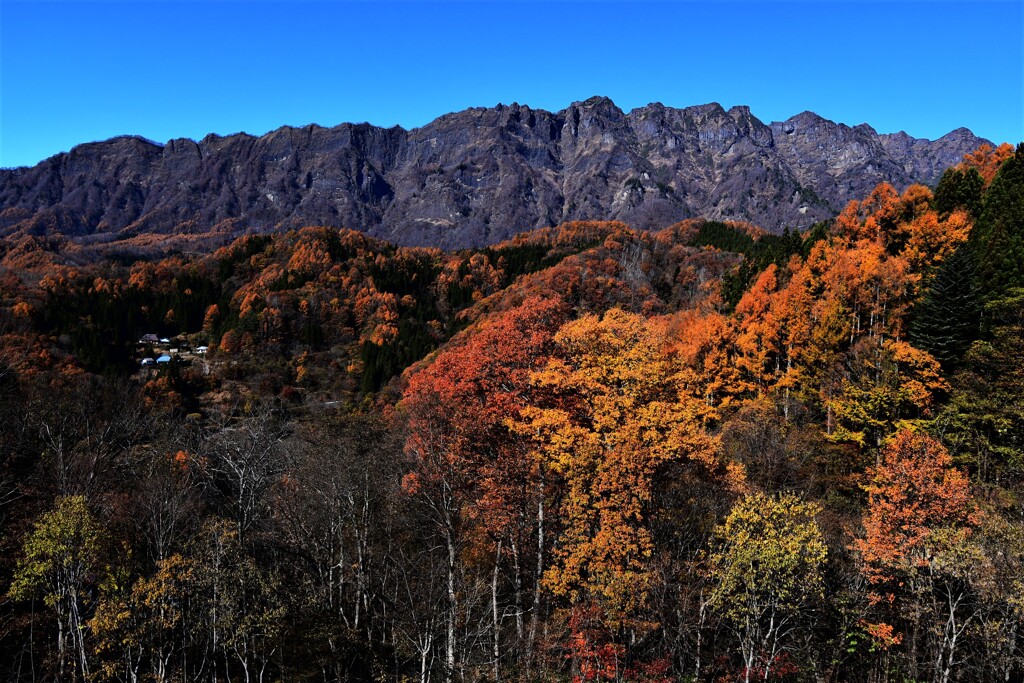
[1, 0, 1021, 169]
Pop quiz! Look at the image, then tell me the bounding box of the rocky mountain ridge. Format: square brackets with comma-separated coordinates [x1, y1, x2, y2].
[0, 97, 991, 249]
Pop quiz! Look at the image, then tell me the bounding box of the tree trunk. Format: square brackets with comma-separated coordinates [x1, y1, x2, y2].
[492, 540, 502, 682]
[511, 540, 524, 647]
[529, 470, 545, 654]
[446, 527, 457, 683]
[69, 593, 89, 682]
[56, 608, 66, 683]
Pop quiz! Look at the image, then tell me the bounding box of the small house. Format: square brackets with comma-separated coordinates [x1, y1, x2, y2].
[156, 355, 172, 364]
[140, 358, 155, 366]
[139, 334, 160, 344]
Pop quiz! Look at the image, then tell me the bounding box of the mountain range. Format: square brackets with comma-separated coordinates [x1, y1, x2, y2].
[0, 97, 990, 250]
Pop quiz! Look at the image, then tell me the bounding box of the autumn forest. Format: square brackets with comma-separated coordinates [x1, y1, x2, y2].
[1, 141, 1023, 683]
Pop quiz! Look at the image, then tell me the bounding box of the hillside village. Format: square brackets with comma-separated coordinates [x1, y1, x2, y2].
[135, 332, 208, 369]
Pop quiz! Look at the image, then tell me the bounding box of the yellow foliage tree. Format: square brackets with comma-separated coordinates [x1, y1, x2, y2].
[517, 309, 722, 628]
[706, 492, 827, 683]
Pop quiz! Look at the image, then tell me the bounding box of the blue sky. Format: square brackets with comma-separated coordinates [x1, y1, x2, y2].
[1, 0, 1021, 169]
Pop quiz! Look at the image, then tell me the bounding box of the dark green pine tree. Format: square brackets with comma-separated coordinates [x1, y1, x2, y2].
[970, 143, 1024, 301]
[933, 166, 984, 220]
[909, 246, 981, 370]
[937, 289, 1024, 485]
[801, 220, 831, 257]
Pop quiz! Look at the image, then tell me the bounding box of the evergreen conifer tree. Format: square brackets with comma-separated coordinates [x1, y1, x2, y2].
[933, 166, 984, 220]
[909, 246, 981, 370]
[970, 143, 1024, 300]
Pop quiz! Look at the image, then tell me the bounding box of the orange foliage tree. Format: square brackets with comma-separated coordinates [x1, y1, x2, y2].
[731, 189, 949, 444]
[514, 308, 732, 679]
[402, 296, 569, 680]
[853, 430, 982, 682]
[961, 142, 1016, 186]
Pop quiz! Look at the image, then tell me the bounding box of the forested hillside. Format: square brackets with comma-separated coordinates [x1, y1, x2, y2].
[0, 142, 1021, 683]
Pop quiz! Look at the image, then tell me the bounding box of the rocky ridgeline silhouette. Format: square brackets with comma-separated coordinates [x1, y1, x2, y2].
[0, 97, 989, 249]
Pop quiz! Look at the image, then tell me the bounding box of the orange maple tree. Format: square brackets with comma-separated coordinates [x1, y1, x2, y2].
[853, 430, 982, 674]
[854, 430, 975, 586]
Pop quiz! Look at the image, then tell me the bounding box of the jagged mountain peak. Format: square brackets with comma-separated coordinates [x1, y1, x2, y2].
[573, 95, 620, 110]
[727, 104, 754, 119]
[686, 102, 728, 115]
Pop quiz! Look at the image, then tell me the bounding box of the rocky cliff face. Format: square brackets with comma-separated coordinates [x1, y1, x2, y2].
[0, 97, 990, 249]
